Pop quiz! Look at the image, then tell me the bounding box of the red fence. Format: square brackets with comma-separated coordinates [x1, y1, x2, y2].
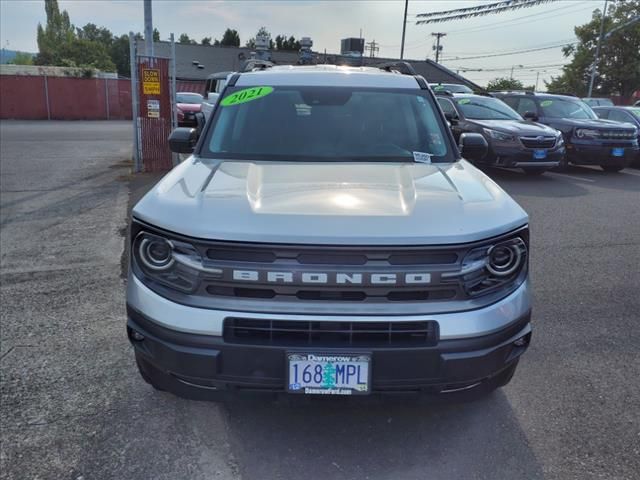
[0, 75, 132, 120]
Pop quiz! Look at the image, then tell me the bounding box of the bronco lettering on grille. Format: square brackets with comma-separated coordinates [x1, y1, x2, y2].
[231, 270, 431, 286]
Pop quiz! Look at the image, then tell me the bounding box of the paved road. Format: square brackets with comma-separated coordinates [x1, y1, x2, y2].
[1, 121, 639, 480]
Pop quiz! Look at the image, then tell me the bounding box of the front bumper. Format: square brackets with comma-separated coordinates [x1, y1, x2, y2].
[126, 274, 532, 397]
[567, 140, 638, 166]
[487, 145, 564, 169]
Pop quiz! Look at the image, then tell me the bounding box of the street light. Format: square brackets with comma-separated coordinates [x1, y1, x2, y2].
[510, 64, 523, 79]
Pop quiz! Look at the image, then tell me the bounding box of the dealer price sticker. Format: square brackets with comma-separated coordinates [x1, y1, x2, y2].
[287, 353, 371, 395]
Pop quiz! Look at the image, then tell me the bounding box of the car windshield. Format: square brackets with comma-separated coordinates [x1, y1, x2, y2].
[539, 98, 597, 119]
[176, 93, 203, 104]
[455, 96, 522, 120]
[431, 84, 473, 94]
[630, 108, 640, 120]
[203, 86, 453, 162]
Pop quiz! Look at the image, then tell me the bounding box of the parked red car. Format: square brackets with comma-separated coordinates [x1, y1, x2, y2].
[176, 92, 203, 127]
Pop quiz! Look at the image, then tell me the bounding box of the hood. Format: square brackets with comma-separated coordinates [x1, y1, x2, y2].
[133, 159, 528, 245]
[546, 117, 636, 131]
[177, 103, 201, 112]
[470, 119, 558, 135]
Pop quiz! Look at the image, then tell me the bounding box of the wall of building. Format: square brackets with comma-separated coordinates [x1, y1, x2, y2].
[0, 75, 132, 120]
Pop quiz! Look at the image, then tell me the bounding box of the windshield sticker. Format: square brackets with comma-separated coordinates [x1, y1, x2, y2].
[413, 151, 432, 164]
[540, 100, 553, 107]
[457, 98, 471, 105]
[220, 86, 273, 107]
[433, 85, 445, 91]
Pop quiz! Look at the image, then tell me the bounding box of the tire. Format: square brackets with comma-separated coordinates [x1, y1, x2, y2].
[601, 165, 624, 172]
[522, 168, 546, 176]
[135, 353, 167, 391]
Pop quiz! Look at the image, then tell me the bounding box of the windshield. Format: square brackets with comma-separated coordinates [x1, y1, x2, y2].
[455, 97, 522, 120]
[630, 108, 640, 120]
[203, 86, 453, 162]
[176, 92, 203, 104]
[539, 98, 597, 119]
[431, 84, 473, 94]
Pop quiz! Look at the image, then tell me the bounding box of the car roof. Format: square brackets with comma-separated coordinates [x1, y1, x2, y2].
[593, 105, 635, 110]
[492, 91, 578, 100]
[234, 65, 422, 89]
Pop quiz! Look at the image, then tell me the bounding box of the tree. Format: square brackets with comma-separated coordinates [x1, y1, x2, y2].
[487, 77, 528, 91]
[178, 33, 196, 45]
[245, 27, 273, 49]
[201, 37, 212, 46]
[59, 38, 115, 71]
[76, 23, 113, 46]
[8, 52, 34, 65]
[545, 0, 640, 99]
[35, 0, 75, 65]
[220, 28, 240, 47]
[153, 28, 160, 42]
[275, 34, 301, 51]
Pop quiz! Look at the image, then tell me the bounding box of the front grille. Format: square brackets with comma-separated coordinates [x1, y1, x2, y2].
[193, 242, 467, 304]
[223, 318, 439, 347]
[520, 136, 556, 148]
[599, 130, 635, 140]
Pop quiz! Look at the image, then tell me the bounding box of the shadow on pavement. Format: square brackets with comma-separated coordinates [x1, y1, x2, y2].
[222, 391, 544, 480]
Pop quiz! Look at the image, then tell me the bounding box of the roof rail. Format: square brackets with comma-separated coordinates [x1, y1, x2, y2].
[547, 91, 578, 97]
[239, 59, 274, 73]
[375, 61, 417, 76]
[490, 90, 535, 95]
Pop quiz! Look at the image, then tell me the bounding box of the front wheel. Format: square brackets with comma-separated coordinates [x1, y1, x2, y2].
[601, 165, 624, 172]
[522, 168, 546, 176]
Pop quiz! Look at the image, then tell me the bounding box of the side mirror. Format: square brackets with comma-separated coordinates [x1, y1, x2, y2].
[168, 127, 198, 154]
[194, 111, 206, 135]
[459, 133, 488, 161]
[523, 111, 538, 121]
[444, 111, 458, 124]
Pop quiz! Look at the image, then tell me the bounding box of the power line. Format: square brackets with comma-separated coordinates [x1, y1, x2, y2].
[447, 41, 577, 61]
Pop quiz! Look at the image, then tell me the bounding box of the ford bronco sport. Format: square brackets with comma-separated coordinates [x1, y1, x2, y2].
[127, 64, 532, 400]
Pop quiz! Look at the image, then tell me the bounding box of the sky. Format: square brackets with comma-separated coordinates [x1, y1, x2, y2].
[0, 0, 602, 87]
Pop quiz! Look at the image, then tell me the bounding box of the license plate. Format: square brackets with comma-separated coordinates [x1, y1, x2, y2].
[612, 147, 624, 157]
[533, 149, 547, 159]
[287, 353, 371, 395]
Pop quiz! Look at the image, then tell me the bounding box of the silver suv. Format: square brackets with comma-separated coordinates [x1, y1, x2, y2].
[127, 64, 532, 399]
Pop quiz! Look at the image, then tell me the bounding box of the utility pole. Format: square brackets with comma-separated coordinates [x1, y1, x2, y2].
[431, 32, 446, 63]
[400, 0, 408, 59]
[588, 0, 608, 98]
[365, 40, 379, 58]
[144, 0, 154, 56]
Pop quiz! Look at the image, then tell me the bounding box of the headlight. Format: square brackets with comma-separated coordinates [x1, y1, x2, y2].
[483, 128, 515, 142]
[555, 131, 564, 145]
[575, 128, 599, 139]
[138, 236, 174, 271]
[133, 232, 202, 292]
[456, 233, 528, 297]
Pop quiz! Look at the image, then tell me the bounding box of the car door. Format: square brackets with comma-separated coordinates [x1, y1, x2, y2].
[437, 97, 464, 141]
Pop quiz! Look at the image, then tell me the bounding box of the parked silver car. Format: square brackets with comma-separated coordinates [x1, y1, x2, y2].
[127, 64, 532, 400]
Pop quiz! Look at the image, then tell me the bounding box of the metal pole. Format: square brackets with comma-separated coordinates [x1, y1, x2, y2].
[129, 32, 141, 173]
[511, 65, 515, 79]
[170, 33, 178, 166]
[144, 0, 154, 56]
[588, 0, 608, 98]
[535, 71, 540, 91]
[43, 75, 51, 120]
[400, 0, 408, 60]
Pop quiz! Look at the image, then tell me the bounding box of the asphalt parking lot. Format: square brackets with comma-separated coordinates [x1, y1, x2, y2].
[1, 121, 639, 480]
